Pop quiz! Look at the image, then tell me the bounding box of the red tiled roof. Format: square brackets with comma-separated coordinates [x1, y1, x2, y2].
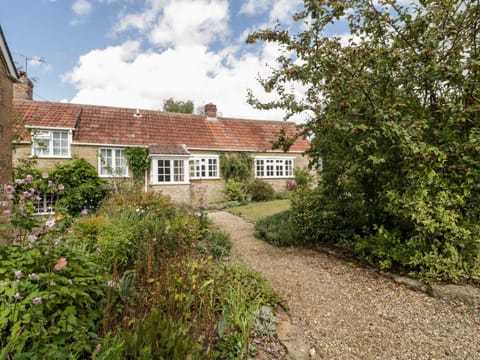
[12, 100, 310, 153]
[149, 145, 190, 156]
[13, 100, 81, 141]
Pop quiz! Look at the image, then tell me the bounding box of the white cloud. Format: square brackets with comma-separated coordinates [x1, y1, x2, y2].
[269, 0, 303, 23]
[64, 0, 311, 121]
[63, 38, 291, 119]
[149, 0, 229, 47]
[72, 0, 92, 16]
[239, 0, 271, 15]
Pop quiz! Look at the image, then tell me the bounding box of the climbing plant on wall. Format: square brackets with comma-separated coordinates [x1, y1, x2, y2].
[124, 147, 149, 184]
[219, 153, 254, 182]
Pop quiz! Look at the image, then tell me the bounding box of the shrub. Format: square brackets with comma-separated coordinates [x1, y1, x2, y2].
[254, 210, 301, 246]
[197, 230, 232, 259]
[219, 153, 254, 182]
[223, 179, 247, 202]
[0, 220, 107, 357]
[247, 179, 275, 202]
[289, 185, 356, 244]
[293, 167, 314, 188]
[51, 158, 109, 216]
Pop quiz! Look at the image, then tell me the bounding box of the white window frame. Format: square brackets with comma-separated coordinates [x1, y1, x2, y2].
[31, 129, 72, 158]
[150, 156, 190, 185]
[255, 156, 294, 179]
[33, 193, 56, 215]
[189, 155, 220, 179]
[98, 147, 129, 178]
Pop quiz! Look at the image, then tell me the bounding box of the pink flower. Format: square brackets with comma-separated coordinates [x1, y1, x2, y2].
[14, 179, 24, 185]
[14, 270, 23, 280]
[29, 273, 39, 281]
[14, 293, 23, 301]
[24, 175, 33, 183]
[107, 280, 117, 288]
[32, 297, 42, 305]
[48, 180, 53, 188]
[54, 257, 67, 271]
[80, 208, 89, 216]
[4, 184, 14, 194]
[42, 172, 49, 179]
[58, 184, 65, 191]
[0, 201, 8, 207]
[3, 209, 11, 215]
[45, 217, 56, 228]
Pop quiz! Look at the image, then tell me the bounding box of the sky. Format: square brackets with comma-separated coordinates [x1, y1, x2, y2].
[0, 0, 318, 121]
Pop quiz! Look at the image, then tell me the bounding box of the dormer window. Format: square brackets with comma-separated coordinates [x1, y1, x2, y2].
[32, 129, 71, 158]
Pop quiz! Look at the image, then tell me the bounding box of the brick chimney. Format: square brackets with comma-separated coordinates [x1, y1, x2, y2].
[204, 103, 217, 119]
[13, 72, 33, 100]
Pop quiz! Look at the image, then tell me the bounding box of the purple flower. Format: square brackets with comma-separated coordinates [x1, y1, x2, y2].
[14, 270, 23, 280]
[3, 209, 11, 216]
[4, 184, 14, 193]
[29, 273, 39, 281]
[45, 217, 56, 228]
[58, 184, 65, 191]
[42, 172, 49, 179]
[14, 293, 23, 301]
[24, 175, 33, 183]
[32, 297, 42, 305]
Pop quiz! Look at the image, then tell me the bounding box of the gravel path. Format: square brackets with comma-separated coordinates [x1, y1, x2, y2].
[208, 211, 480, 360]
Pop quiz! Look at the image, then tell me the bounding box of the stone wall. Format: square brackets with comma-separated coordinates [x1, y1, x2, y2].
[150, 184, 191, 203]
[0, 59, 13, 186]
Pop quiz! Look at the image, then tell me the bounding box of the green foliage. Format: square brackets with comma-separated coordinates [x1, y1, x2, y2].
[163, 97, 194, 114]
[289, 185, 357, 244]
[121, 309, 203, 359]
[197, 230, 232, 259]
[0, 221, 107, 357]
[219, 153, 254, 182]
[124, 147, 149, 184]
[252, 306, 277, 341]
[223, 179, 247, 202]
[247, 179, 275, 202]
[247, 0, 480, 282]
[254, 210, 301, 247]
[293, 167, 314, 188]
[52, 158, 109, 216]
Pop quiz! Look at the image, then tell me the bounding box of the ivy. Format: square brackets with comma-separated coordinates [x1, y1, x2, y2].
[219, 153, 254, 182]
[124, 148, 149, 184]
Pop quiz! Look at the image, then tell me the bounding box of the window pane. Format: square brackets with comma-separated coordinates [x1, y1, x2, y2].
[275, 159, 284, 177]
[33, 139, 50, 156]
[158, 159, 171, 182]
[174, 160, 184, 182]
[208, 158, 217, 177]
[100, 149, 113, 176]
[53, 131, 68, 156]
[285, 160, 293, 177]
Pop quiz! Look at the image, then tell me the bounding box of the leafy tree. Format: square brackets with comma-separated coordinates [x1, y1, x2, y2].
[163, 98, 194, 114]
[247, 0, 480, 282]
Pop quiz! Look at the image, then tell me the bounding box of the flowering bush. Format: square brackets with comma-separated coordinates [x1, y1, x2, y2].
[0, 215, 107, 357]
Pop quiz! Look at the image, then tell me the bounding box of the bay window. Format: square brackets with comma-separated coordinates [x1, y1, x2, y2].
[151, 157, 189, 184]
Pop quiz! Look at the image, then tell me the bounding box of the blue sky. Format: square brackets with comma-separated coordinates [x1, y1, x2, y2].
[0, 0, 338, 120]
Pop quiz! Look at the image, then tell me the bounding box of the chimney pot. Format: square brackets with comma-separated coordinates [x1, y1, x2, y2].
[205, 103, 217, 118]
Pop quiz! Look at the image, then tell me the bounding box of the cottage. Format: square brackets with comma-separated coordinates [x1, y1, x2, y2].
[0, 25, 19, 186]
[12, 99, 310, 206]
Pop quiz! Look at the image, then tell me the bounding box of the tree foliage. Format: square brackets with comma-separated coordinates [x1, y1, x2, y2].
[163, 98, 194, 114]
[247, 0, 480, 282]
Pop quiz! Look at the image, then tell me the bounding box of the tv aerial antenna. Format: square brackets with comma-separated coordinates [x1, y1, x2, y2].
[13, 52, 45, 77]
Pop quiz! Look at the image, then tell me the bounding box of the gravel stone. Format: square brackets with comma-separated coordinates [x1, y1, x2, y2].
[209, 211, 480, 360]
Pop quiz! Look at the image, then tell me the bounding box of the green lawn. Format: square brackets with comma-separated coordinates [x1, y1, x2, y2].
[227, 199, 290, 222]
